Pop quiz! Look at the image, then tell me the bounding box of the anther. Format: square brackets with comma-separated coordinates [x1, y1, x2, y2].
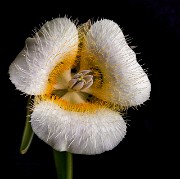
[68, 70, 93, 91]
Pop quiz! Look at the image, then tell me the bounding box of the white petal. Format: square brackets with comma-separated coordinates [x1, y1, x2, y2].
[81, 19, 151, 106]
[31, 101, 126, 155]
[9, 17, 78, 95]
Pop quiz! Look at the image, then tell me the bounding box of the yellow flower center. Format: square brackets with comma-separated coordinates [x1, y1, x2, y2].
[33, 56, 105, 113]
[34, 54, 122, 113]
[33, 22, 123, 113]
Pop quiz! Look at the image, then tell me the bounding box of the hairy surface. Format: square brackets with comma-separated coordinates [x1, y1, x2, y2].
[9, 17, 151, 154]
[81, 19, 151, 106]
[9, 18, 78, 95]
[31, 101, 126, 154]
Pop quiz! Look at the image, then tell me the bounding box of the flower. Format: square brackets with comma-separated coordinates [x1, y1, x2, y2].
[9, 17, 151, 155]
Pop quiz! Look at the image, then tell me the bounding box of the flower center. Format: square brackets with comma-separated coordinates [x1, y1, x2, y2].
[49, 69, 94, 105]
[68, 70, 93, 91]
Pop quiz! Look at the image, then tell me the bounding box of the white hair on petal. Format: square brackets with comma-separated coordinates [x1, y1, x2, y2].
[9, 17, 78, 95]
[31, 101, 126, 155]
[81, 19, 151, 107]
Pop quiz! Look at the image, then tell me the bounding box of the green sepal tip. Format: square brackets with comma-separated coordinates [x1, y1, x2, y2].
[20, 96, 34, 154]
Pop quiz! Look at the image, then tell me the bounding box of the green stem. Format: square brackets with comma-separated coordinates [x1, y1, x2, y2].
[20, 96, 34, 154]
[53, 150, 73, 179]
[66, 152, 73, 179]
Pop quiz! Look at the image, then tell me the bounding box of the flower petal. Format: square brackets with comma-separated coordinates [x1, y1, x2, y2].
[80, 19, 151, 106]
[9, 17, 78, 95]
[31, 100, 126, 155]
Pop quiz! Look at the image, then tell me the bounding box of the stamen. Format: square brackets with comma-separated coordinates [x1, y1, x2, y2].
[68, 70, 93, 91]
[80, 70, 92, 75]
[72, 81, 85, 90]
[83, 75, 93, 83]
[81, 80, 93, 90]
[68, 79, 79, 88]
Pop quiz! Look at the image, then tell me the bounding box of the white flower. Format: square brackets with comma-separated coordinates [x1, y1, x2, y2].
[9, 17, 151, 155]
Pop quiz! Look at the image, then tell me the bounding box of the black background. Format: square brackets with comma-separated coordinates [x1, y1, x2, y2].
[1, 0, 178, 178]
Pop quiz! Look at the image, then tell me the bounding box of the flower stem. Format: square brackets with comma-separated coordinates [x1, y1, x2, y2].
[53, 150, 73, 179]
[66, 152, 73, 179]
